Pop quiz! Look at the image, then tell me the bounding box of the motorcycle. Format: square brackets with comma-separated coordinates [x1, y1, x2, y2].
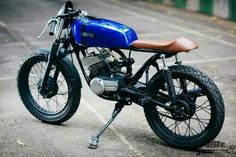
[17, 1, 225, 150]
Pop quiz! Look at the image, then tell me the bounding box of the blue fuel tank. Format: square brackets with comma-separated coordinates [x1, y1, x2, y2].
[71, 17, 138, 48]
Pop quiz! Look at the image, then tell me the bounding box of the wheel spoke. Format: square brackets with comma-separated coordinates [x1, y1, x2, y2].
[196, 100, 209, 109]
[194, 113, 208, 131]
[196, 103, 210, 111]
[191, 117, 210, 123]
[176, 122, 181, 135]
[188, 120, 199, 135]
[174, 79, 183, 94]
[184, 120, 190, 136]
[35, 63, 43, 78]
[30, 72, 39, 86]
[200, 107, 211, 115]
[51, 97, 61, 112]
[158, 111, 169, 120]
[196, 105, 211, 112]
[58, 80, 66, 88]
[186, 80, 191, 87]
[194, 114, 204, 131]
[45, 99, 53, 112]
[175, 79, 180, 87]
[162, 112, 170, 123]
[32, 65, 41, 79]
[167, 121, 176, 129]
[39, 62, 46, 76]
[170, 121, 181, 134]
[187, 120, 191, 136]
[184, 120, 196, 136]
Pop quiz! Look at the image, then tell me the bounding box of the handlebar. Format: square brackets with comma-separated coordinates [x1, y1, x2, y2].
[37, 9, 86, 39]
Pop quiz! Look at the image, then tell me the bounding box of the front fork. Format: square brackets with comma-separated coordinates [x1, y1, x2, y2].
[39, 19, 65, 96]
[39, 42, 60, 95]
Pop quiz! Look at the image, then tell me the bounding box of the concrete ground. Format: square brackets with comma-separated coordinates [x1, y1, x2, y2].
[0, 0, 236, 156]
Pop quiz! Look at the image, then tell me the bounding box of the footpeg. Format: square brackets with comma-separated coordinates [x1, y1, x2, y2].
[88, 136, 99, 149]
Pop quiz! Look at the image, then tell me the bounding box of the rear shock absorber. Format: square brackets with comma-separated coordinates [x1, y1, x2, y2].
[160, 54, 176, 102]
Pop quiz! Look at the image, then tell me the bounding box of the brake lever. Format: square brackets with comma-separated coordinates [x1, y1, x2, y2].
[37, 18, 53, 39]
[56, 9, 82, 18]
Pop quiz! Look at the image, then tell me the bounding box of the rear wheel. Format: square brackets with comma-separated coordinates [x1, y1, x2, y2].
[144, 65, 224, 149]
[17, 52, 81, 124]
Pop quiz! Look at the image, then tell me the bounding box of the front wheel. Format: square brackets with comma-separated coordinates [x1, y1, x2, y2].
[144, 65, 225, 149]
[17, 51, 81, 124]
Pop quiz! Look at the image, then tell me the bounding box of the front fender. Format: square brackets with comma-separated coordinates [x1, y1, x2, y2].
[36, 48, 82, 88]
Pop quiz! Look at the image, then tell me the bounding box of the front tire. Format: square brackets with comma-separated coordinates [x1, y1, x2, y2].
[17, 51, 81, 124]
[144, 65, 225, 149]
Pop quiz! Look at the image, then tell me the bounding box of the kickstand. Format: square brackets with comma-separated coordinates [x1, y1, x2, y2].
[88, 102, 124, 149]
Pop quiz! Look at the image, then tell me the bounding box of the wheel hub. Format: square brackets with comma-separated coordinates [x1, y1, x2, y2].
[170, 95, 196, 121]
[37, 77, 58, 98]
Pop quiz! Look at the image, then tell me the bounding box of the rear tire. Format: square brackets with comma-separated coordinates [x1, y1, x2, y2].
[144, 65, 224, 149]
[17, 51, 81, 124]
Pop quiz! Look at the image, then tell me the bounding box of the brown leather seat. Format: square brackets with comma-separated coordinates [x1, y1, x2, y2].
[131, 37, 198, 53]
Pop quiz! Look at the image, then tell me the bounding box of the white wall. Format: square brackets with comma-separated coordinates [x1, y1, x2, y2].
[213, 0, 229, 18]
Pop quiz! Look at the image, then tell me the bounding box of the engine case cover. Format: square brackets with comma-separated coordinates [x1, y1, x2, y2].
[90, 77, 117, 95]
[90, 75, 124, 95]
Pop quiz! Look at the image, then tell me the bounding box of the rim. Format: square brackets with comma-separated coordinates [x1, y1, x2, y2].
[27, 60, 69, 115]
[152, 76, 212, 139]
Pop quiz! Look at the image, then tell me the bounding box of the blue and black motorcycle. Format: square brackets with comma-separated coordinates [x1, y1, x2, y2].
[17, 1, 225, 149]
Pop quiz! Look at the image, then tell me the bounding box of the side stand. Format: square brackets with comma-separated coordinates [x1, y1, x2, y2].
[88, 102, 124, 149]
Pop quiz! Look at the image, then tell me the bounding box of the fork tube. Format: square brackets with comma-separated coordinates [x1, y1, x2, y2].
[40, 19, 65, 93]
[53, 68, 60, 80]
[55, 19, 64, 41]
[39, 42, 60, 93]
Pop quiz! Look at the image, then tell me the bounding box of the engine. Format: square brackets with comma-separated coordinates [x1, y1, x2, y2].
[81, 49, 125, 95]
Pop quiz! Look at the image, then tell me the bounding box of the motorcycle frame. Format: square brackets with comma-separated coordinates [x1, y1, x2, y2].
[40, 16, 178, 113]
[69, 33, 178, 110]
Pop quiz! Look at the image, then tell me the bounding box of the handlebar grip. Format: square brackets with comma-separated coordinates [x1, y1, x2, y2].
[49, 21, 56, 36]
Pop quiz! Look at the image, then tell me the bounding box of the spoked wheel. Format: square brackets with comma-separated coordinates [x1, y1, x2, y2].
[17, 52, 81, 124]
[144, 65, 224, 149]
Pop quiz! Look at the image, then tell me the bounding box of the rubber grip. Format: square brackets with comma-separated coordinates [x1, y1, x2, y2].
[49, 21, 56, 36]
